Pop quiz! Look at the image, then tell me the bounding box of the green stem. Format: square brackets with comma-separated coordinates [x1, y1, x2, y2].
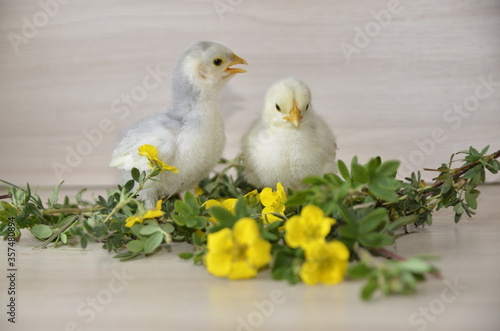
[102, 197, 133, 223]
[102, 169, 157, 223]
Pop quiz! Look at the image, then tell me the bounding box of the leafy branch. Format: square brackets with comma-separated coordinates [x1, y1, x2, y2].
[0, 145, 498, 300]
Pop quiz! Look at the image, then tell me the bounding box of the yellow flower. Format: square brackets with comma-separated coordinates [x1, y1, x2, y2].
[124, 215, 142, 228]
[260, 182, 287, 224]
[244, 189, 260, 206]
[138, 144, 179, 173]
[300, 240, 350, 285]
[202, 198, 238, 222]
[221, 199, 237, 213]
[285, 205, 336, 249]
[125, 200, 164, 227]
[194, 186, 204, 196]
[205, 218, 271, 280]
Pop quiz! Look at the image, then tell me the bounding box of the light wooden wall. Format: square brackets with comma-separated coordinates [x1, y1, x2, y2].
[1, 0, 499, 189]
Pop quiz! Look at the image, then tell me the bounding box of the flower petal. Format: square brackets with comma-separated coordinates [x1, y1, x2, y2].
[138, 144, 158, 159]
[259, 187, 275, 207]
[194, 186, 204, 196]
[222, 198, 237, 213]
[276, 182, 287, 203]
[156, 159, 179, 173]
[227, 260, 258, 280]
[203, 199, 222, 209]
[300, 261, 320, 285]
[262, 212, 282, 225]
[284, 215, 304, 248]
[300, 241, 350, 285]
[233, 218, 260, 244]
[320, 260, 349, 285]
[206, 251, 233, 277]
[143, 209, 163, 219]
[207, 228, 233, 252]
[328, 240, 350, 261]
[125, 216, 142, 228]
[246, 239, 271, 268]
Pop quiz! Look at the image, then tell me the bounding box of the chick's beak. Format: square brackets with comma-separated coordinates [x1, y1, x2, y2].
[225, 53, 248, 75]
[284, 99, 303, 127]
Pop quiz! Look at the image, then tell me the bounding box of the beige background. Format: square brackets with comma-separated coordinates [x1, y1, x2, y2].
[0, 2, 500, 331]
[1, 0, 499, 190]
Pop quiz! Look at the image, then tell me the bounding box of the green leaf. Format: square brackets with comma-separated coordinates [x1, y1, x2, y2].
[48, 181, 64, 206]
[178, 252, 194, 260]
[339, 222, 358, 239]
[160, 223, 175, 234]
[352, 163, 369, 183]
[477, 145, 489, 156]
[0, 201, 18, 216]
[367, 183, 399, 202]
[359, 208, 388, 234]
[465, 189, 480, 210]
[337, 159, 350, 181]
[75, 188, 87, 204]
[399, 258, 432, 274]
[234, 197, 248, 219]
[266, 220, 285, 231]
[209, 206, 238, 225]
[361, 275, 379, 300]
[30, 224, 53, 240]
[123, 180, 135, 193]
[285, 189, 313, 207]
[144, 232, 163, 254]
[80, 236, 88, 249]
[376, 160, 400, 177]
[324, 173, 344, 186]
[453, 203, 464, 215]
[190, 217, 208, 229]
[365, 157, 381, 175]
[302, 175, 328, 186]
[192, 231, 203, 246]
[440, 176, 453, 194]
[183, 191, 198, 210]
[59, 233, 68, 244]
[463, 166, 480, 179]
[140, 225, 160, 235]
[359, 232, 394, 248]
[131, 168, 141, 182]
[174, 200, 192, 216]
[262, 231, 279, 241]
[271, 248, 300, 283]
[26, 203, 44, 221]
[347, 262, 373, 279]
[387, 214, 419, 232]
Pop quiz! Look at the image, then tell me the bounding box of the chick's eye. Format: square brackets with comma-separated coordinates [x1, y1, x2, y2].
[213, 58, 223, 66]
[306, 103, 310, 111]
[275, 104, 281, 112]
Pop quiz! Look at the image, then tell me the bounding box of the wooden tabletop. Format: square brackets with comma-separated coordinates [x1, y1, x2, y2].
[2, 184, 498, 331]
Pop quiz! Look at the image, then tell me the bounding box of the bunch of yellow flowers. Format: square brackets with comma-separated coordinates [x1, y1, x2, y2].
[203, 183, 350, 285]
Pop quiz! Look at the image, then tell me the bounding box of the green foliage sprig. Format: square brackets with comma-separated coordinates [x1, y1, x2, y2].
[1, 146, 498, 299]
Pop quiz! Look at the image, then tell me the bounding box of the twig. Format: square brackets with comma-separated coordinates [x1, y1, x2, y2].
[0, 194, 12, 200]
[429, 149, 500, 189]
[40, 216, 79, 248]
[373, 247, 406, 261]
[42, 207, 100, 215]
[0, 179, 24, 190]
[373, 247, 442, 278]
